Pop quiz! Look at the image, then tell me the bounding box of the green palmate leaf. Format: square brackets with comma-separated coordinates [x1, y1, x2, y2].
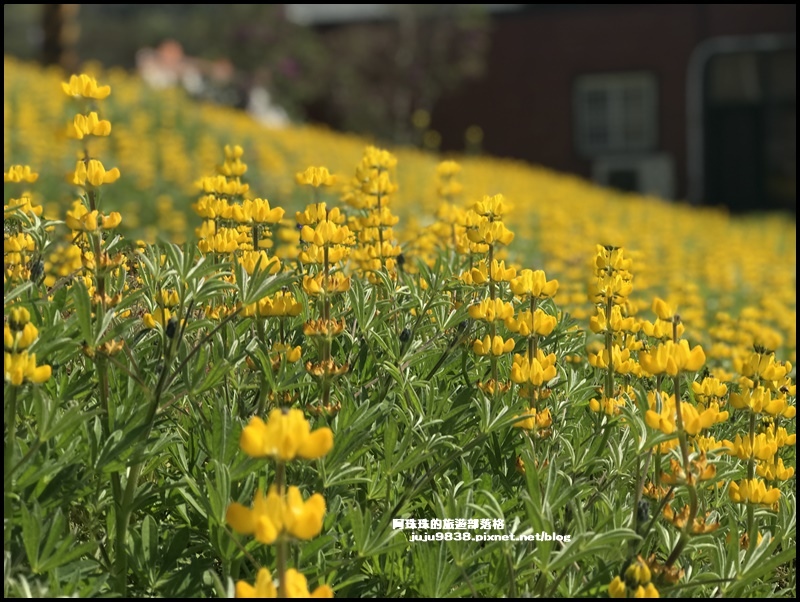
[414, 542, 463, 597]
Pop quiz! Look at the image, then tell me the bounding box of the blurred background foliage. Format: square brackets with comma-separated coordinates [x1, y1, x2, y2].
[3, 4, 489, 145]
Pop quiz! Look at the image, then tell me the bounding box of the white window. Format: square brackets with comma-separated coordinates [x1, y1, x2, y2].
[574, 72, 658, 156]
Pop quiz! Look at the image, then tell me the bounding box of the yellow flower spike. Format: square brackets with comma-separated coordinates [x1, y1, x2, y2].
[226, 489, 274, 541]
[624, 558, 652, 586]
[100, 212, 122, 229]
[296, 202, 329, 226]
[680, 402, 728, 436]
[4, 165, 39, 183]
[239, 409, 333, 461]
[195, 175, 249, 196]
[510, 269, 559, 298]
[757, 457, 794, 481]
[70, 159, 121, 187]
[4, 351, 51, 386]
[691, 377, 728, 403]
[513, 407, 552, 431]
[652, 297, 675, 321]
[238, 251, 281, 276]
[284, 486, 326, 540]
[728, 478, 781, 506]
[296, 166, 336, 188]
[468, 298, 515, 323]
[473, 193, 509, 217]
[235, 567, 277, 598]
[66, 112, 112, 139]
[284, 569, 334, 598]
[5, 322, 39, 351]
[472, 335, 515, 356]
[644, 391, 677, 435]
[505, 309, 557, 337]
[608, 576, 627, 598]
[241, 198, 285, 224]
[489, 259, 516, 282]
[61, 73, 111, 99]
[143, 308, 171, 330]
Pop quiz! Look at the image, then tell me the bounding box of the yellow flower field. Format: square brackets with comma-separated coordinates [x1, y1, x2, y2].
[3, 58, 796, 598]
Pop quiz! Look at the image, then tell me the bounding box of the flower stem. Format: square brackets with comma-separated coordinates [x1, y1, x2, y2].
[604, 296, 614, 399]
[275, 461, 288, 598]
[4, 385, 19, 553]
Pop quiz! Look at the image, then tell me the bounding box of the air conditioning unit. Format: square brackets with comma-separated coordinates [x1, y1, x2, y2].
[592, 153, 675, 200]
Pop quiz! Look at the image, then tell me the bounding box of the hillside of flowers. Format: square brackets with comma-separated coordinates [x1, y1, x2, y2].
[3, 57, 796, 598]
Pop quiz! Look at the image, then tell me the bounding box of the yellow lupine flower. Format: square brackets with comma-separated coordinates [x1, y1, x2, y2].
[466, 220, 514, 246]
[472, 335, 515, 356]
[284, 569, 334, 598]
[468, 298, 515, 322]
[143, 307, 172, 330]
[61, 73, 111, 99]
[235, 568, 333, 599]
[589, 305, 639, 335]
[756, 457, 794, 481]
[195, 175, 249, 196]
[4, 165, 39, 183]
[691, 377, 728, 404]
[66, 112, 112, 139]
[238, 251, 281, 276]
[680, 402, 728, 435]
[505, 309, 557, 337]
[489, 259, 516, 282]
[595, 244, 632, 272]
[609, 556, 659, 598]
[473, 193, 509, 217]
[4, 322, 39, 351]
[5, 194, 43, 217]
[640, 318, 684, 339]
[510, 269, 559, 298]
[729, 386, 795, 417]
[724, 433, 778, 461]
[608, 576, 627, 598]
[589, 393, 628, 416]
[4, 351, 51, 386]
[510, 351, 557, 386]
[240, 198, 285, 224]
[734, 350, 790, 382]
[639, 340, 705, 376]
[236, 568, 277, 598]
[71, 159, 121, 187]
[239, 409, 333, 461]
[651, 297, 675, 321]
[513, 407, 552, 431]
[302, 273, 351, 296]
[300, 221, 355, 247]
[644, 391, 676, 435]
[261, 291, 304, 317]
[728, 478, 780, 506]
[588, 345, 639, 375]
[226, 485, 326, 544]
[271, 343, 303, 364]
[296, 166, 336, 188]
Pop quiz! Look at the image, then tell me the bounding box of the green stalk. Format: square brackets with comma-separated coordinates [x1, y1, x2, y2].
[4, 384, 19, 552]
[487, 243, 498, 386]
[745, 411, 757, 555]
[654, 376, 663, 490]
[604, 296, 614, 400]
[665, 369, 698, 568]
[112, 298, 181, 594]
[275, 461, 288, 598]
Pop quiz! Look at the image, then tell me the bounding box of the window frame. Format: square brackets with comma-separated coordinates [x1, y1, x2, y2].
[573, 71, 659, 157]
